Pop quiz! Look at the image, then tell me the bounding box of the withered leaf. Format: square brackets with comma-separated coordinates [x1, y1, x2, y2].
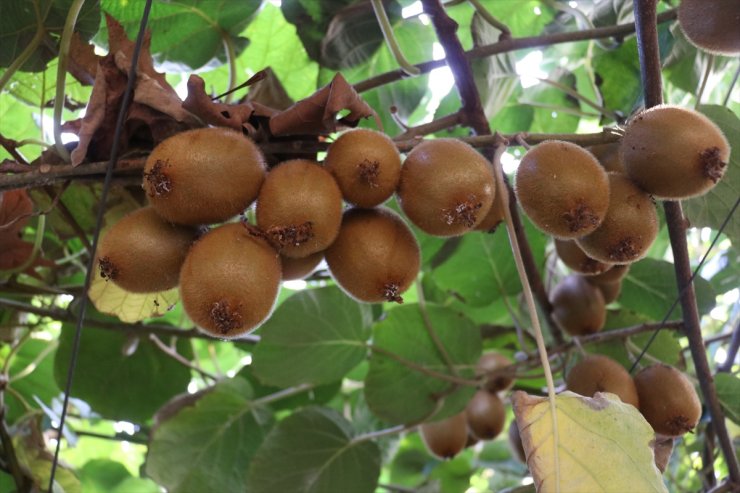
[182, 74, 258, 134]
[0, 190, 50, 274]
[68, 32, 100, 85]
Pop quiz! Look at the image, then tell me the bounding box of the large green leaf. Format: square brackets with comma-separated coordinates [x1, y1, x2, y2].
[53, 317, 192, 422]
[525, 68, 581, 133]
[715, 373, 740, 426]
[684, 105, 740, 246]
[593, 37, 642, 115]
[247, 406, 381, 493]
[146, 377, 273, 493]
[281, 0, 355, 64]
[6, 339, 60, 423]
[250, 286, 373, 387]
[364, 304, 481, 424]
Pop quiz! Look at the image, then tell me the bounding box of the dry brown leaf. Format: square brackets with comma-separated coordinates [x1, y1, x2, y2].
[246, 67, 294, 111]
[182, 74, 258, 134]
[0, 190, 51, 275]
[68, 32, 100, 85]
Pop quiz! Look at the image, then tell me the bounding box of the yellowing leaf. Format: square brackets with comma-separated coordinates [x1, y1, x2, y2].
[88, 272, 179, 323]
[513, 391, 668, 493]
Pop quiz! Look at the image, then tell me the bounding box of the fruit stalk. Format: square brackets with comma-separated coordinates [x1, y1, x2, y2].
[633, 0, 740, 484]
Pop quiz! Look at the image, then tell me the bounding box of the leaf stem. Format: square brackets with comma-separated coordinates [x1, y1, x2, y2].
[467, 0, 511, 39]
[416, 282, 459, 377]
[535, 77, 621, 122]
[221, 33, 238, 104]
[695, 55, 714, 110]
[723, 63, 739, 107]
[366, 343, 479, 387]
[251, 383, 314, 407]
[148, 334, 218, 381]
[370, 0, 420, 76]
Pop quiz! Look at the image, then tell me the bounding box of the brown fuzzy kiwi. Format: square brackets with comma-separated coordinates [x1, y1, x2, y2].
[588, 264, 630, 285]
[325, 207, 420, 303]
[397, 139, 495, 236]
[565, 355, 639, 408]
[621, 105, 731, 199]
[590, 278, 622, 304]
[476, 353, 515, 392]
[420, 412, 468, 459]
[142, 127, 266, 225]
[576, 173, 659, 264]
[323, 129, 401, 207]
[554, 239, 613, 276]
[96, 207, 196, 293]
[587, 142, 625, 173]
[515, 140, 609, 238]
[634, 364, 702, 436]
[280, 251, 323, 281]
[465, 391, 506, 440]
[550, 275, 606, 336]
[179, 222, 281, 338]
[508, 420, 526, 463]
[256, 159, 343, 258]
[475, 196, 506, 232]
[678, 0, 740, 55]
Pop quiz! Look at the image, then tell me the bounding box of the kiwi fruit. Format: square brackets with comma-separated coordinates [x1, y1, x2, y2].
[465, 390, 506, 440]
[475, 196, 506, 232]
[550, 275, 606, 336]
[565, 355, 639, 408]
[323, 129, 401, 208]
[587, 264, 630, 285]
[678, 0, 740, 55]
[476, 352, 515, 392]
[634, 364, 702, 436]
[256, 159, 343, 258]
[589, 278, 622, 304]
[621, 105, 731, 199]
[554, 239, 613, 276]
[587, 142, 624, 173]
[325, 207, 420, 303]
[142, 127, 266, 225]
[508, 420, 526, 463]
[419, 411, 468, 459]
[397, 138, 495, 236]
[179, 222, 281, 338]
[280, 251, 324, 281]
[515, 140, 609, 238]
[576, 173, 659, 264]
[96, 207, 196, 293]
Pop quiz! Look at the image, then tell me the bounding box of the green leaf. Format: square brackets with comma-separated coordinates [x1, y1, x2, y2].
[593, 38, 642, 115]
[251, 286, 373, 387]
[238, 366, 341, 411]
[79, 459, 131, 493]
[525, 68, 581, 133]
[5, 338, 60, 423]
[146, 377, 273, 493]
[281, 0, 355, 64]
[53, 316, 192, 422]
[247, 406, 381, 493]
[87, 272, 181, 324]
[715, 373, 740, 426]
[683, 105, 740, 246]
[471, 13, 518, 120]
[364, 304, 481, 424]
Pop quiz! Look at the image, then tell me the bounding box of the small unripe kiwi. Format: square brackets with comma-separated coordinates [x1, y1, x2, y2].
[476, 352, 515, 392]
[280, 251, 324, 281]
[323, 129, 401, 207]
[325, 207, 420, 303]
[475, 196, 506, 232]
[554, 239, 613, 276]
[397, 139, 495, 236]
[550, 275, 606, 336]
[419, 412, 468, 459]
[256, 159, 343, 258]
[465, 391, 506, 440]
[621, 105, 731, 199]
[96, 207, 196, 293]
[566, 355, 639, 408]
[142, 127, 266, 225]
[678, 0, 740, 55]
[179, 222, 281, 338]
[634, 364, 702, 436]
[577, 173, 658, 264]
[587, 264, 630, 285]
[515, 140, 609, 238]
[587, 142, 624, 173]
[508, 420, 526, 463]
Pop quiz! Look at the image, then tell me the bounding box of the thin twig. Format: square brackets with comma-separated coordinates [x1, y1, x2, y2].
[695, 55, 714, 110]
[0, 406, 31, 492]
[148, 334, 218, 381]
[722, 63, 739, 107]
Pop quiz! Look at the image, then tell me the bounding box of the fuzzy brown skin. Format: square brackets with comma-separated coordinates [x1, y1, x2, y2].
[280, 250, 324, 281]
[465, 391, 506, 440]
[179, 223, 281, 338]
[577, 173, 659, 264]
[678, 0, 740, 55]
[325, 207, 420, 303]
[474, 196, 506, 232]
[554, 239, 613, 275]
[587, 142, 625, 173]
[590, 278, 622, 304]
[476, 353, 515, 392]
[587, 264, 630, 285]
[420, 412, 468, 459]
[398, 139, 495, 237]
[566, 355, 639, 408]
[142, 127, 266, 225]
[621, 105, 731, 199]
[324, 129, 401, 208]
[515, 140, 609, 239]
[256, 159, 343, 258]
[550, 275, 606, 336]
[96, 207, 197, 293]
[634, 364, 702, 436]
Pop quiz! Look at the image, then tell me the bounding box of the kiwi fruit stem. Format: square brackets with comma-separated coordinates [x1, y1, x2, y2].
[489, 138, 560, 482]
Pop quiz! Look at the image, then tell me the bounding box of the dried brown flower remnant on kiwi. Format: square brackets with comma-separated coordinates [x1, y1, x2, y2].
[325, 207, 420, 303]
[397, 138, 495, 236]
[550, 275, 606, 336]
[420, 412, 468, 459]
[256, 159, 342, 258]
[142, 127, 266, 225]
[678, 0, 740, 55]
[566, 355, 639, 408]
[634, 364, 702, 436]
[324, 128, 401, 208]
[179, 223, 281, 338]
[515, 140, 609, 238]
[96, 207, 196, 293]
[621, 105, 731, 199]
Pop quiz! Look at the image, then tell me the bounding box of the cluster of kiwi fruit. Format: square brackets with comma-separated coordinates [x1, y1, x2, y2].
[95, 126, 500, 338]
[420, 353, 514, 459]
